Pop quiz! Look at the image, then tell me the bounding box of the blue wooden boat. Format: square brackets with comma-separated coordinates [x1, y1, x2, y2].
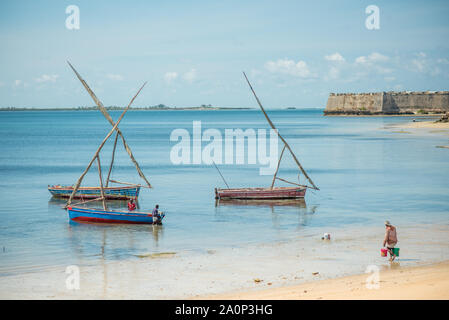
[49, 185, 140, 200]
[67, 205, 164, 224]
[62, 64, 159, 225]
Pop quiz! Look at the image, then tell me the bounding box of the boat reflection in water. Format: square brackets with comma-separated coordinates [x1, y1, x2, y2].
[215, 198, 306, 208]
[64, 222, 163, 296]
[215, 198, 318, 229]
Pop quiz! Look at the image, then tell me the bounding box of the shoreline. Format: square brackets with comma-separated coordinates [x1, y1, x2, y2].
[325, 114, 444, 117]
[0, 107, 254, 112]
[390, 120, 449, 130]
[197, 260, 449, 300]
[1, 222, 448, 299]
[383, 119, 449, 138]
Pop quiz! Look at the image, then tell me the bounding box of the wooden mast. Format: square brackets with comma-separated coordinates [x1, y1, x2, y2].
[275, 177, 303, 187]
[67, 61, 152, 188]
[271, 145, 286, 189]
[212, 161, 230, 189]
[96, 155, 107, 210]
[242, 72, 319, 191]
[105, 131, 119, 187]
[66, 82, 147, 207]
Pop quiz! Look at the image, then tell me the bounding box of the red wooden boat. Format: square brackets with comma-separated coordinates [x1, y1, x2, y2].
[213, 73, 319, 200]
[215, 186, 306, 200]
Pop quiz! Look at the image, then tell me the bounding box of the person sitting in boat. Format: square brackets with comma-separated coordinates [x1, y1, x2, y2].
[152, 204, 163, 225]
[128, 199, 136, 211]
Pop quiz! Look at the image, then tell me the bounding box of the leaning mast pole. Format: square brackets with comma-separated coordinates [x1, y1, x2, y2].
[105, 131, 119, 187]
[67, 61, 152, 188]
[242, 72, 319, 191]
[66, 82, 147, 207]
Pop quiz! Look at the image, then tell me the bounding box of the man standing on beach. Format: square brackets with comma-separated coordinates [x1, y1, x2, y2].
[383, 220, 398, 261]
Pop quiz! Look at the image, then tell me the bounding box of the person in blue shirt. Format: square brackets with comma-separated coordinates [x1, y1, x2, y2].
[152, 204, 162, 225]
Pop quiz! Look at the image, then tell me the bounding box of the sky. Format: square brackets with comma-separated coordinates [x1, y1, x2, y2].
[0, 0, 448, 108]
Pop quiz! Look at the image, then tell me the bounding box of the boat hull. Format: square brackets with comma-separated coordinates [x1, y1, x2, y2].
[215, 186, 306, 200]
[67, 206, 157, 224]
[48, 185, 140, 200]
[216, 198, 306, 207]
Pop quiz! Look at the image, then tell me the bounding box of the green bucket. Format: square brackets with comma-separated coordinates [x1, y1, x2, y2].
[392, 248, 400, 257]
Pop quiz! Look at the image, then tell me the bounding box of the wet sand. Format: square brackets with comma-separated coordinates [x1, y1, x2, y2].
[1, 223, 448, 299]
[399, 121, 449, 130]
[385, 120, 449, 134]
[383, 119, 449, 145]
[199, 261, 449, 300]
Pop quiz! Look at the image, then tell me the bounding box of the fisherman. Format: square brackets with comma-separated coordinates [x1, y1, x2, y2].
[152, 204, 162, 225]
[127, 198, 136, 211]
[383, 220, 398, 261]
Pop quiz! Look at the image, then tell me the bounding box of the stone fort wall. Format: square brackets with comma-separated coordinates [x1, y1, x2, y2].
[324, 91, 449, 115]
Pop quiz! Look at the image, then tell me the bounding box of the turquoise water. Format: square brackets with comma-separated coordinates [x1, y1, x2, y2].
[0, 109, 448, 275]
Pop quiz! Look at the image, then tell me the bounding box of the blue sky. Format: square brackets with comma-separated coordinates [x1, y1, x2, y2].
[0, 0, 448, 108]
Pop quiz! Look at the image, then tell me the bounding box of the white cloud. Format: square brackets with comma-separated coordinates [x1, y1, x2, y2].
[106, 74, 123, 81]
[351, 52, 393, 78]
[406, 52, 449, 76]
[164, 71, 178, 83]
[35, 74, 59, 83]
[370, 52, 389, 62]
[354, 56, 365, 64]
[410, 52, 427, 72]
[321, 52, 396, 83]
[265, 58, 312, 78]
[355, 52, 389, 64]
[411, 58, 425, 72]
[325, 66, 340, 80]
[183, 69, 197, 83]
[325, 52, 345, 62]
[14, 80, 22, 86]
[323, 53, 346, 80]
[376, 66, 393, 74]
[416, 52, 426, 58]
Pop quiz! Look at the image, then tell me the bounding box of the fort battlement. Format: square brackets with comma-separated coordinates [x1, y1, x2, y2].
[324, 91, 449, 115]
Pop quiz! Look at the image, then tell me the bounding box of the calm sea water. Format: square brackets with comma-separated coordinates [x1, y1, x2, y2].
[0, 109, 448, 276]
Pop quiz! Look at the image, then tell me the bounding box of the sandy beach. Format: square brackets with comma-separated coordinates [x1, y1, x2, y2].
[399, 121, 449, 130]
[1, 223, 448, 299]
[386, 119, 449, 132]
[200, 261, 449, 300]
[383, 119, 449, 145]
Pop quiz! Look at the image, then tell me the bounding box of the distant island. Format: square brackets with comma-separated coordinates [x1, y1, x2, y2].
[0, 104, 253, 111]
